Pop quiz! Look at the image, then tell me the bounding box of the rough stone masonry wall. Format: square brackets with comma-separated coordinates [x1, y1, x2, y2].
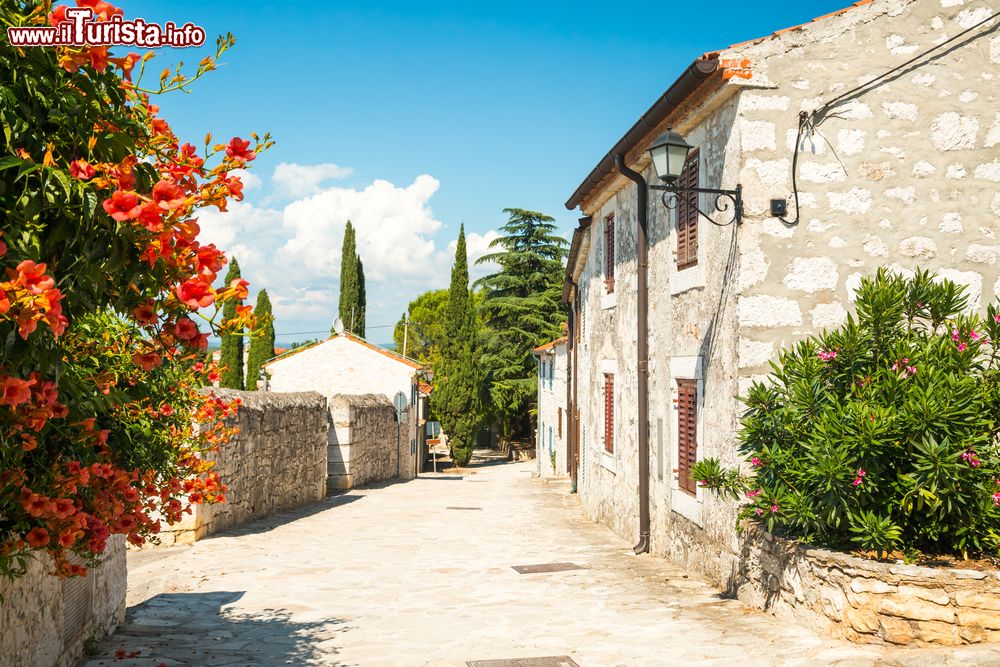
[158, 389, 327, 545]
[736, 527, 1000, 647]
[0, 536, 126, 667]
[328, 393, 413, 492]
[730, 0, 1000, 388]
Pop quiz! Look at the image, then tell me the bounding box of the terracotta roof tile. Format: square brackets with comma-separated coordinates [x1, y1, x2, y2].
[726, 0, 872, 51]
[532, 336, 568, 354]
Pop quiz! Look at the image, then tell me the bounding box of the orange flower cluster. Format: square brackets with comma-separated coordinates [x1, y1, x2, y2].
[0, 257, 68, 340]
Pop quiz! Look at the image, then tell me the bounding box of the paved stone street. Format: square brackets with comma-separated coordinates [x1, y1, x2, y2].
[85, 460, 1000, 666]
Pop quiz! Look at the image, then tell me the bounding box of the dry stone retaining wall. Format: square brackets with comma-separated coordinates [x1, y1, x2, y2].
[328, 393, 413, 491]
[158, 389, 327, 545]
[735, 526, 1000, 647]
[0, 536, 126, 667]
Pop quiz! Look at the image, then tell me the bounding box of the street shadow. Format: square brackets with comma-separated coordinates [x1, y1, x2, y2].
[86, 591, 351, 666]
[214, 494, 364, 539]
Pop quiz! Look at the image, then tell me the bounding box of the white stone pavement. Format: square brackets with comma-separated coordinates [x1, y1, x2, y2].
[84, 460, 1000, 666]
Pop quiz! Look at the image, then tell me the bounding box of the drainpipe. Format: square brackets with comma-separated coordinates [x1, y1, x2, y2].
[566, 286, 577, 493]
[615, 153, 650, 555]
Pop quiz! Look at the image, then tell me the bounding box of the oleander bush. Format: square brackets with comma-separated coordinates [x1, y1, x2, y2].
[693, 269, 1000, 559]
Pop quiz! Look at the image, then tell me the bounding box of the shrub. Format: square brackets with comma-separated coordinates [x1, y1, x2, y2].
[0, 1, 270, 579]
[693, 269, 1000, 559]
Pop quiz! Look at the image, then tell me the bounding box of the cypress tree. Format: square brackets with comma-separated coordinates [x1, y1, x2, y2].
[245, 290, 275, 391]
[219, 258, 244, 389]
[431, 225, 482, 466]
[335, 221, 358, 334]
[355, 256, 366, 336]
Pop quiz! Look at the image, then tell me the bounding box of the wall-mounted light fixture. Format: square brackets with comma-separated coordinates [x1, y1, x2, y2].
[646, 128, 744, 227]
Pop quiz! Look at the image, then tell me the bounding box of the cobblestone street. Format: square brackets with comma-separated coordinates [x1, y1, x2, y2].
[85, 460, 1000, 666]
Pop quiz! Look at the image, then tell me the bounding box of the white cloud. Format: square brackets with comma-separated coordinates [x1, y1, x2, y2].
[270, 162, 353, 199]
[447, 229, 501, 281]
[194, 172, 501, 342]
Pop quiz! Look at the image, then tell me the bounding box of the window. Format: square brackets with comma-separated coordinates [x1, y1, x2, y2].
[676, 149, 699, 269]
[604, 213, 615, 292]
[676, 379, 698, 495]
[557, 408, 563, 438]
[603, 373, 614, 453]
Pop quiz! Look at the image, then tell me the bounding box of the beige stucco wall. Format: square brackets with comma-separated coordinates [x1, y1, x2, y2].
[536, 342, 569, 477]
[0, 536, 126, 667]
[571, 0, 1000, 594]
[265, 335, 419, 403]
[157, 389, 328, 545]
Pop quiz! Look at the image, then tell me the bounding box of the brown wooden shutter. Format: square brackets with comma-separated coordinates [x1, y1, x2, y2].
[558, 407, 563, 438]
[676, 150, 699, 269]
[603, 373, 614, 453]
[676, 379, 698, 495]
[604, 214, 615, 292]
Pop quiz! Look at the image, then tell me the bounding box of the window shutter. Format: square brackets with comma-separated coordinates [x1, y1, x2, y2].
[676, 150, 699, 269]
[604, 373, 614, 453]
[676, 379, 698, 495]
[558, 408, 563, 438]
[604, 214, 615, 292]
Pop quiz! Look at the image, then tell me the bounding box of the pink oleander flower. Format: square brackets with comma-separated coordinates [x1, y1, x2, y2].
[969, 330, 980, 340]
[957, 342, 968, 352]
[993, 492, 1000, 507]
[746, 489, 762, 499]
[698, 480, 708, 487]
[961, 449, 981, 467]
[994, 314, 1000, 323]
[751, 457, 763, 467]
[952, 328, 961, 342]
[817, 349, 837, 362]
[852, 468, 866, 487]
[770, 504, 779, 513]
[755, 508, 764, 516]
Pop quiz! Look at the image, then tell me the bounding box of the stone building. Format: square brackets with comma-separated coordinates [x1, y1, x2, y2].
[533, 336, 569, 477]
[562, 0, 1000, 591]
[263, 333, 430, 482]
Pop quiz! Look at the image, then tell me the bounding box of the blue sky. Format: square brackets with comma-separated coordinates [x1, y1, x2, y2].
[123, 0, 851, 346]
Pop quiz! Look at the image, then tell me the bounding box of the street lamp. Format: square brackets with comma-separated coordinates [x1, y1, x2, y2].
[646, 128, 743, 226]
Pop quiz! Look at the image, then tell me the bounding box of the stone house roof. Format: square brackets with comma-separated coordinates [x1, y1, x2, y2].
[263, 332, 422, 370]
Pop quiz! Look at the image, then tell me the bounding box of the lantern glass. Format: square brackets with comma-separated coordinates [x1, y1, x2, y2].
[648, 129, 693, 182]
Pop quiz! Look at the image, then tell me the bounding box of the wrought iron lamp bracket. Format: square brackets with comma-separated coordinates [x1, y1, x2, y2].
[649, 182, 743, 227]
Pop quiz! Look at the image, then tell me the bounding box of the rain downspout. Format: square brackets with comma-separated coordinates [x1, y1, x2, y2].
[615, 154, 650, 555]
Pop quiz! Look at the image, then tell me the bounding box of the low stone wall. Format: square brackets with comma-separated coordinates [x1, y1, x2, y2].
[158, 389, 327, 545]
[328, 393, 414, 491]
[0, 536, 126, 666]
[734, 526, 1000, 646]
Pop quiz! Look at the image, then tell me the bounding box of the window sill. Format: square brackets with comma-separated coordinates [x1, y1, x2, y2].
[670, 263, 704, 296]
[671, 484, 702, 526]
[600, 452, 616, 473]
[601, 290, 617, 310]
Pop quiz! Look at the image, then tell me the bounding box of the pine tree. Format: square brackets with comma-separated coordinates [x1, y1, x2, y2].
[219, 258, 245, 389]
[476, 208, 568, 436]
[245, 290, 275, 391]
[355, 256, 366, 336]
[431, 225, 483, 466]
[336, 221, 358, 334]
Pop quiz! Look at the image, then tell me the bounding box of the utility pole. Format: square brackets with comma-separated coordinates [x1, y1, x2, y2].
[351, 306, 355, 335]
[402, 313, 409, 357]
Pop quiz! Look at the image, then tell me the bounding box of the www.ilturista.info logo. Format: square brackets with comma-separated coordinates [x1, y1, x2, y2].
[7, 7, 205, 48]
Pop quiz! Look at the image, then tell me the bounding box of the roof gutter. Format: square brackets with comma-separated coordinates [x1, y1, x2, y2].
[564, 55, 720, 212]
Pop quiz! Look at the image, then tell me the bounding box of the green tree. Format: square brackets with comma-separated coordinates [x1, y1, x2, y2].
[431, 225, 483, 466]
[356, 257, 366, 335]
[393, 289, 450, 363]
[245, 290, 275, 391]
[475, 208, 568, 436]
[335, 221, 366, 336]
[219, 258, 245, 389]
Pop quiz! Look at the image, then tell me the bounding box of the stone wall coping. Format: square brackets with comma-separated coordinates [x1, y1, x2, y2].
[202, 387, 327, 411]
[744, 524, 1000, 582]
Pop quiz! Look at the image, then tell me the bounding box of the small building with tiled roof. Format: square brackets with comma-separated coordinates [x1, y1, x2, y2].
[562, 0, 1000, 609]
[263, 333, 431, 485]
[532, 335, 569, 478]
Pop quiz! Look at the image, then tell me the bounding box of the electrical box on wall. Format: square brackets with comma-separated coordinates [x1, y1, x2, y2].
[770, 199, 788, 217]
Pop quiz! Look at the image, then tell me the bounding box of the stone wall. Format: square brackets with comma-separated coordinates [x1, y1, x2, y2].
[158, 389, 327, 545]
[328, 393, 414, 492]
[735, 527, 1000, 647]
[0, 536, 126, 667]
